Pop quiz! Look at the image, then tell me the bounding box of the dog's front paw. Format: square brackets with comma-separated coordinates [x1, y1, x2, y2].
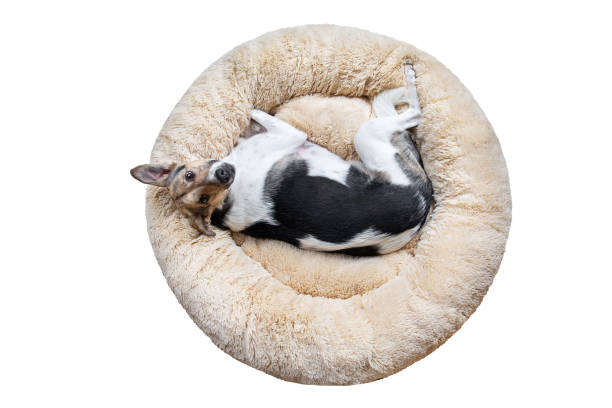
[202, 227, 216, 237]
[190, 215, 216, 237]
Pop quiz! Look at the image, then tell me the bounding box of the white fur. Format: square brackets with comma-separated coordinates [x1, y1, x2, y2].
[354, 66, 421, 186]
[372, 66, 421, 118]
[300, 142, 351, 185]
[221, 134, 287, 231]
[298, 228, 386, 252]
[377, 224, 421, 253]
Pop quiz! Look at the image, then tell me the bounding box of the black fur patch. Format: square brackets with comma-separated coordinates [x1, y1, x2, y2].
[335, 245, 380, 257]
[269, 161, 430, 242]
[240, 222, 301, 247]
[210, 199, 231, 228]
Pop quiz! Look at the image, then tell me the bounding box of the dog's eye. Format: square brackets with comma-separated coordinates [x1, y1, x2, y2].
[199, 194, 209, 204]
[185, 171, 195, 181]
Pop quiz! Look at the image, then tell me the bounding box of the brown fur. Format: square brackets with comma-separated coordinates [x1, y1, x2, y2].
[131, 159, 230, 236]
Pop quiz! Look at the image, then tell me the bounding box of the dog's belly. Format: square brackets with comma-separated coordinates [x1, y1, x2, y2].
[218, 135, 295, 231]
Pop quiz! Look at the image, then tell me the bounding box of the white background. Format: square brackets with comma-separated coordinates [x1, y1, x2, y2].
[2, 1, 611, 406]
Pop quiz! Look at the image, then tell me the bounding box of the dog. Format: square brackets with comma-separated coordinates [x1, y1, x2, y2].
[131, 66, 432, 256]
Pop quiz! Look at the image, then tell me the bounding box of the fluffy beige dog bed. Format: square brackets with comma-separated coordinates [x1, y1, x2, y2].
[144, 25, 511, 384]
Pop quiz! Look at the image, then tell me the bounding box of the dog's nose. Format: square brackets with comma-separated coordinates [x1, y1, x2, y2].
[215, 163, 235, 184]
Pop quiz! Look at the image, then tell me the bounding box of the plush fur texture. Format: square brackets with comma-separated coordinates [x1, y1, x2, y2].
[143, 25, 511, 384]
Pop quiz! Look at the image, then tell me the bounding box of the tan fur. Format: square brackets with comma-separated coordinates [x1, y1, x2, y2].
[132, 159, 229, 236]
[142, 25, 512, 384]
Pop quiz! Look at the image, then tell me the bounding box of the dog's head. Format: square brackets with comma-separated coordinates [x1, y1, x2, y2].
[131, 159, 235, 230]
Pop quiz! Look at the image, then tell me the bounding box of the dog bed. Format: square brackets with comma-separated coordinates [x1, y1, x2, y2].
[143, 25, 511, 384]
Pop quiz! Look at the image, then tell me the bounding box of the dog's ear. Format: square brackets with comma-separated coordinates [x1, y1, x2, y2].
[130, 163, 177, 187]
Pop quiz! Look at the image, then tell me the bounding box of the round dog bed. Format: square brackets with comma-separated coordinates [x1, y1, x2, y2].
[144, 25, 511, 384]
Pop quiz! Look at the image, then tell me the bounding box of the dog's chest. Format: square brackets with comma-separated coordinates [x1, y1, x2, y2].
[220, 136, 351, 230]
[220, 139, 284, 231]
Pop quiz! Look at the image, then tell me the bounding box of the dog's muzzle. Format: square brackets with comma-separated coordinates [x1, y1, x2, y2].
[215, 163, 235, 185]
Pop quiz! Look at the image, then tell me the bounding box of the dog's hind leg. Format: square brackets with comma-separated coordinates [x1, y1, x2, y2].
[353, 66, 423, 185]
[372, 66, 421, 121]
[249, 109, 307, 151]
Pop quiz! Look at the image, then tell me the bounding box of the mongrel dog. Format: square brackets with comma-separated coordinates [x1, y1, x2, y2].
[131, 66, 432, 256]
